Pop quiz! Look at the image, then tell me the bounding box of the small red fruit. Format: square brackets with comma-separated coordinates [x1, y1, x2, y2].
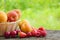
[10, 31, 17, 38]
[38, 30, 47, 37]
[41, 31, 47, 37]
[18, 31, 27, 38]
[35, 31, 41, 37]
[31, 28, 37, 37]
[38, 27, 45, 31]
[27, 32, 32, 37]
[4, 32, 10, 38]
[15, 30, 20, 35]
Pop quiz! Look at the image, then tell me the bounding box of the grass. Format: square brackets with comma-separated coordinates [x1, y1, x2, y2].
[0, 0, 60, 30]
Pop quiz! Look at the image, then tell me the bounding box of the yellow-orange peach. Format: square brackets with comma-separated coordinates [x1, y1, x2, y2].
[0, 11, 7, 23]
[19, 20, 32, 33]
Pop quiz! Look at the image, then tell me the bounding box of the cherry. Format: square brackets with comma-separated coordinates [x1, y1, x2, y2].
[4, 32, 10, 38]
[27, 32, 32, 37]
[10, 31, 17, 38]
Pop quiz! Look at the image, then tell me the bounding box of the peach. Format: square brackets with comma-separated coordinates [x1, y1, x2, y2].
[19, 20, 33, 33]
[0, 11, 7, 23]
[18, 20, 26, 28]
[18, 31, 27, 38]
[7, 11, 18, 22]
[12, 9, 21, 19]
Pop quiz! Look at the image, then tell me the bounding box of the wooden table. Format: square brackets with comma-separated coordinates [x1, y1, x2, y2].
[0, 30, 60, 40]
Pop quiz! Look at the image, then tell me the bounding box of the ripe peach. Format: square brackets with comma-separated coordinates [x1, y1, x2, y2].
[7, 11, 18, 22]
[18, 20, 27, 28]
[19, 20, 33, 33]
[12, 9, 21, 19]
[18, 31, 27, 38]
[0, 11, 7, 23]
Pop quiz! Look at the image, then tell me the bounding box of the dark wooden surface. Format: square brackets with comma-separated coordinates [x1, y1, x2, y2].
[0, 30, 60, 40]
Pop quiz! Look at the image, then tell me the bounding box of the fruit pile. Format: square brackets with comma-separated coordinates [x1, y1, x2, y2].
[18, 20, 47, 38]
[0, 9, 47, 38]
[19, 27, 47, 38]
[0, 9, 21, 23]
[4, 20, 47, 38]
[4, 26, 47, 38]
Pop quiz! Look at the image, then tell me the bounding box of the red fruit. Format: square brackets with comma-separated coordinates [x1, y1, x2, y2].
[27, 32, 32, 37]
[15, 30, 20, 35]
[35, 31, 41, 37]
[41, 31, 47, 37]
[7, 11, 18, 22]
[38, 30, 47, 37]
[4, 32, 10, 38]
[18, 31, 27, 38]
[31, 28, 37, 37]
[38, 27, 45, 31]
[10, 31, 17, 38]
[13, 9, 21, 19]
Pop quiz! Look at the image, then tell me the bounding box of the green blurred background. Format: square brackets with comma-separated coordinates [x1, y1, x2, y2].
[0, 0, 60, 30]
